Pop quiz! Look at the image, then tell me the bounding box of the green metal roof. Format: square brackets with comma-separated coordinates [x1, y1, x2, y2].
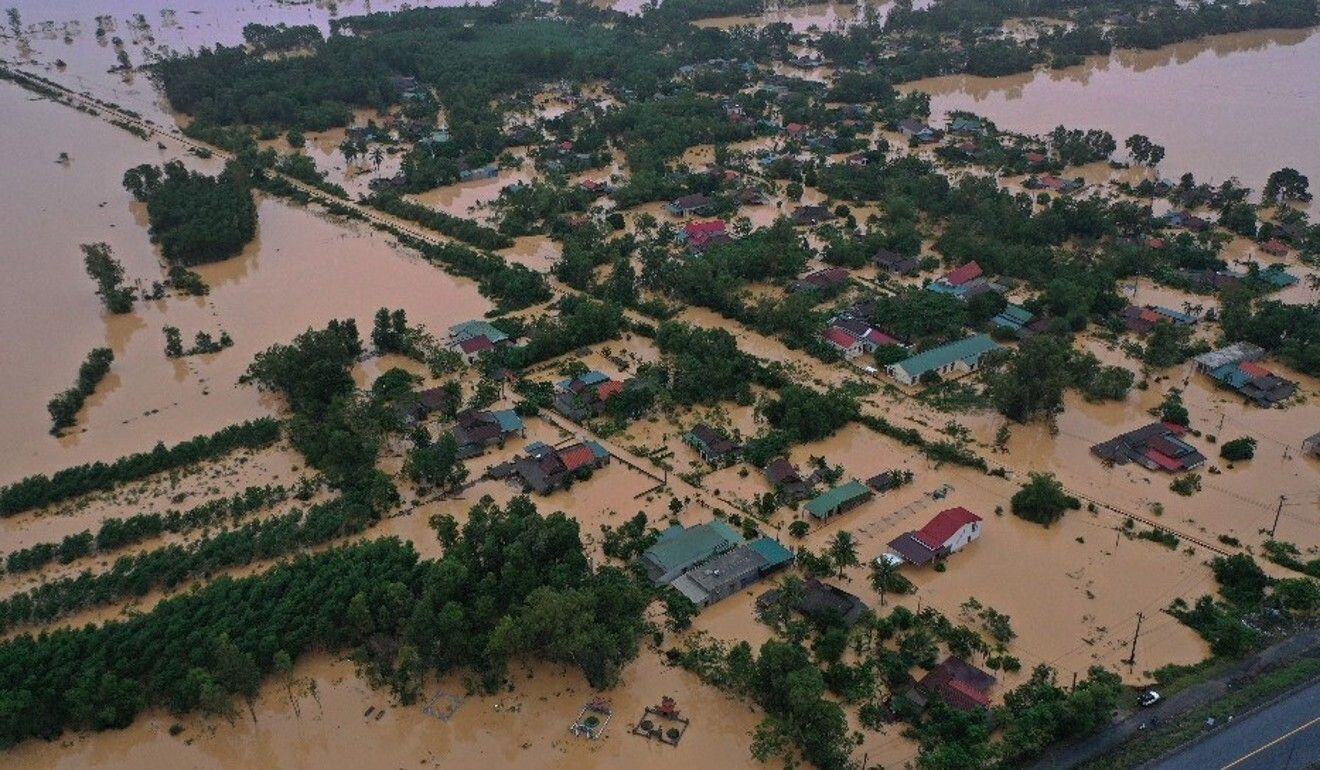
[893, 334, 1000, 379]
[643, 521, 742, 574]
[449, 319, 509, 344]
[747, 537, 795, 570]
[805, 480, 872, 518]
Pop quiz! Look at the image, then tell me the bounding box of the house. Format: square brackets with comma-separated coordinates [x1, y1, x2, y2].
[793, 267, 850, 294]
[668, 193, 714, 217]
[677, 219, 732, 252]
[553, 371, 625, 421]
[887, 507, 983, 567]
[929, 261, 984, 293]
[991, 304, 1035, 332]
[503, 440, 610, 494]
[916, 657, 996, 712]
[1146, 305, 1199, 325]
[1024, 151, 1048, 166]
[831, 317, 902, 354]
[685, 424, 741, 465]
[1164, 211, 1210, 233]
[449, 320, 511, 362]
[824, 325, 866, 359]
[640, 521, 743, 585]
[866, 470, 903, 492]
[1029, 175, 1084, 194]
[846, 153, 869, 167]
[898, 119, 937, 143]
[1260, 239, 1290, 257]
[452, 409, 525, 458]
[1194, 342, 1266, 374]
[760, 578, 869, 626]
[1091, 423, 1207, 472]
[1197, 346, 1297, 406]
[670, 538, 795, 607]
[416, 386, 457, 419]
[874, 249, 920, 276]
[1256, 265, 1299, 289]
[765, 457, 812, 500]
[791, 205, 833, 227]
[886, 335, 1001, 386]
[784, 122, 807, 136]
[805, 480, 874, 521]
[948, 116, 985, 135]
[459, 164, 499, 181]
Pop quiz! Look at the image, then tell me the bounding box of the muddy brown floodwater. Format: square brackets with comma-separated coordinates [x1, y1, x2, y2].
[909, 28, 1320, 189]
[0, 81, 491, 484]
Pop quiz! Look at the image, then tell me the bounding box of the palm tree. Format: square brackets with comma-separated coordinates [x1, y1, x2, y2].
[870, 557, 898, 606]
[827, 530, 859, 580]
[339, 140, 358, 168]
[371, 146, 384, 171]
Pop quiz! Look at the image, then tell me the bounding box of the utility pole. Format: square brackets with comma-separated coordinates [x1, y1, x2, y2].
[1270, 495, 1286, 538]
[1126, 612, 1144, 670]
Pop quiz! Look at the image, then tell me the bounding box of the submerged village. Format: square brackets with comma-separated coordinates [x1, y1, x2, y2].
[0, 0, 1318, 768]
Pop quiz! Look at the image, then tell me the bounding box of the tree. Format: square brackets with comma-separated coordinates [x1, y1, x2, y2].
[870, 558, 899, 606]
[81, 243, 135, 313]
[1219, 437, 1256, 462]
[827, 531, 859, 580]
[984, 336, 1073, 422]
[1011, 473, 1079, 527]
[371, 147, 384, 171]
[404, 432, 468, 494]
[1263, 167, 1311, 203]
[1124, 134, 1164, 167]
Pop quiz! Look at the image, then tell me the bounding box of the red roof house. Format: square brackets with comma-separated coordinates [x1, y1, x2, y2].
[887, 507, 983, 567]
[785, 122, 806, 136]
[1260, 239, 1289, 257]
[596, 380, 624, 402]
[558, 444, 598, 473]
[941, 261, 983, 287]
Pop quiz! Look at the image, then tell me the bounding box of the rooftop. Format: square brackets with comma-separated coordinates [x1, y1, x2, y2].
[891, 335, 1000, 380]
[805, 480, 872, 518]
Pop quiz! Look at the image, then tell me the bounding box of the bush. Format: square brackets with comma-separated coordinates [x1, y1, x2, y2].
[1010, 473, 1080, 527]
[1219, 437, 1256, 462]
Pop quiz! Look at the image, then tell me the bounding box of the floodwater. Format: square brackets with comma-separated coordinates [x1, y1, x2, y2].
[909, 28, 1320, 189]
[0, 0, 478, 126]
[0, 80, 491, 484]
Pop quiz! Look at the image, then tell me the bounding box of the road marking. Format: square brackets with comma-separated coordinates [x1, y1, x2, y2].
[1221, 715, 1320, 769]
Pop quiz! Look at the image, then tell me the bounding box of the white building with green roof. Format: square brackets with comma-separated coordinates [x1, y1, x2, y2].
[885, 334, 1000, 386]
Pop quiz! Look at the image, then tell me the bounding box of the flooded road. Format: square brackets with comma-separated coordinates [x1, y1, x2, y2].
[909, 28, 1320, 188]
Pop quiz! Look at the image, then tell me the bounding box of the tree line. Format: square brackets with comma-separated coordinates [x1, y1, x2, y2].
[0, 418, 282, 517]
[2, 484, 292, 574]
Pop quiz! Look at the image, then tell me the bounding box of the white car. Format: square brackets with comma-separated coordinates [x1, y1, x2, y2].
[1138, 690, 1161, 707]
[862, 365, 878, 374]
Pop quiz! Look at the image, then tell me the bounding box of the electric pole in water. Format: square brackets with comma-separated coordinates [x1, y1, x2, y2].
[1126, 612, 1144, 670]
[1270, 495, 1286, 538]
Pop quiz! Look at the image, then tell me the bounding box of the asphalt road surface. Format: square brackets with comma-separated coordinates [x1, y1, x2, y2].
[1155, 678, 1320, 770]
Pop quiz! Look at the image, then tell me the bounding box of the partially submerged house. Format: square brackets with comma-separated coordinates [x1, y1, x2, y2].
[668, 193, 714, 217]
[640, 520, 743, 585]
[1117, 304, 1197, 334]
[825, 317, 902, 359]
[449, 319, 512, 363]
[887, 506, 983, 567]
[805, 480, 874, 521]
[1195, 344, 1296, 407]
[885, 335, 1001, 386]
[759, 578, 869, 626]
[415, 386, 458, 420]
[765, 457, 812, 500]
[452, 408, 525, 458]
[553, 371, 626, 422]
[677, 219, 732, 253]
[915, 657, 996, 712]
[1091, 422, 1206, 472]
[898, 119, 937, 143]
[685, 423, 741, 465]
[793, 267, 850, 294]
[791, 205, 834, 227]
[1302, 432, 1320, 459]
[874, 248, 920, 276]
[669, 537, 794, 608]
[991, 304, 1035, 333]
[498, 440, 610, 494]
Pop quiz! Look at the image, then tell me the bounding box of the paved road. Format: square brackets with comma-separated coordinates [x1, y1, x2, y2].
[1028, 630, 1320, 769]
[1155, 678, 1320, 770]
